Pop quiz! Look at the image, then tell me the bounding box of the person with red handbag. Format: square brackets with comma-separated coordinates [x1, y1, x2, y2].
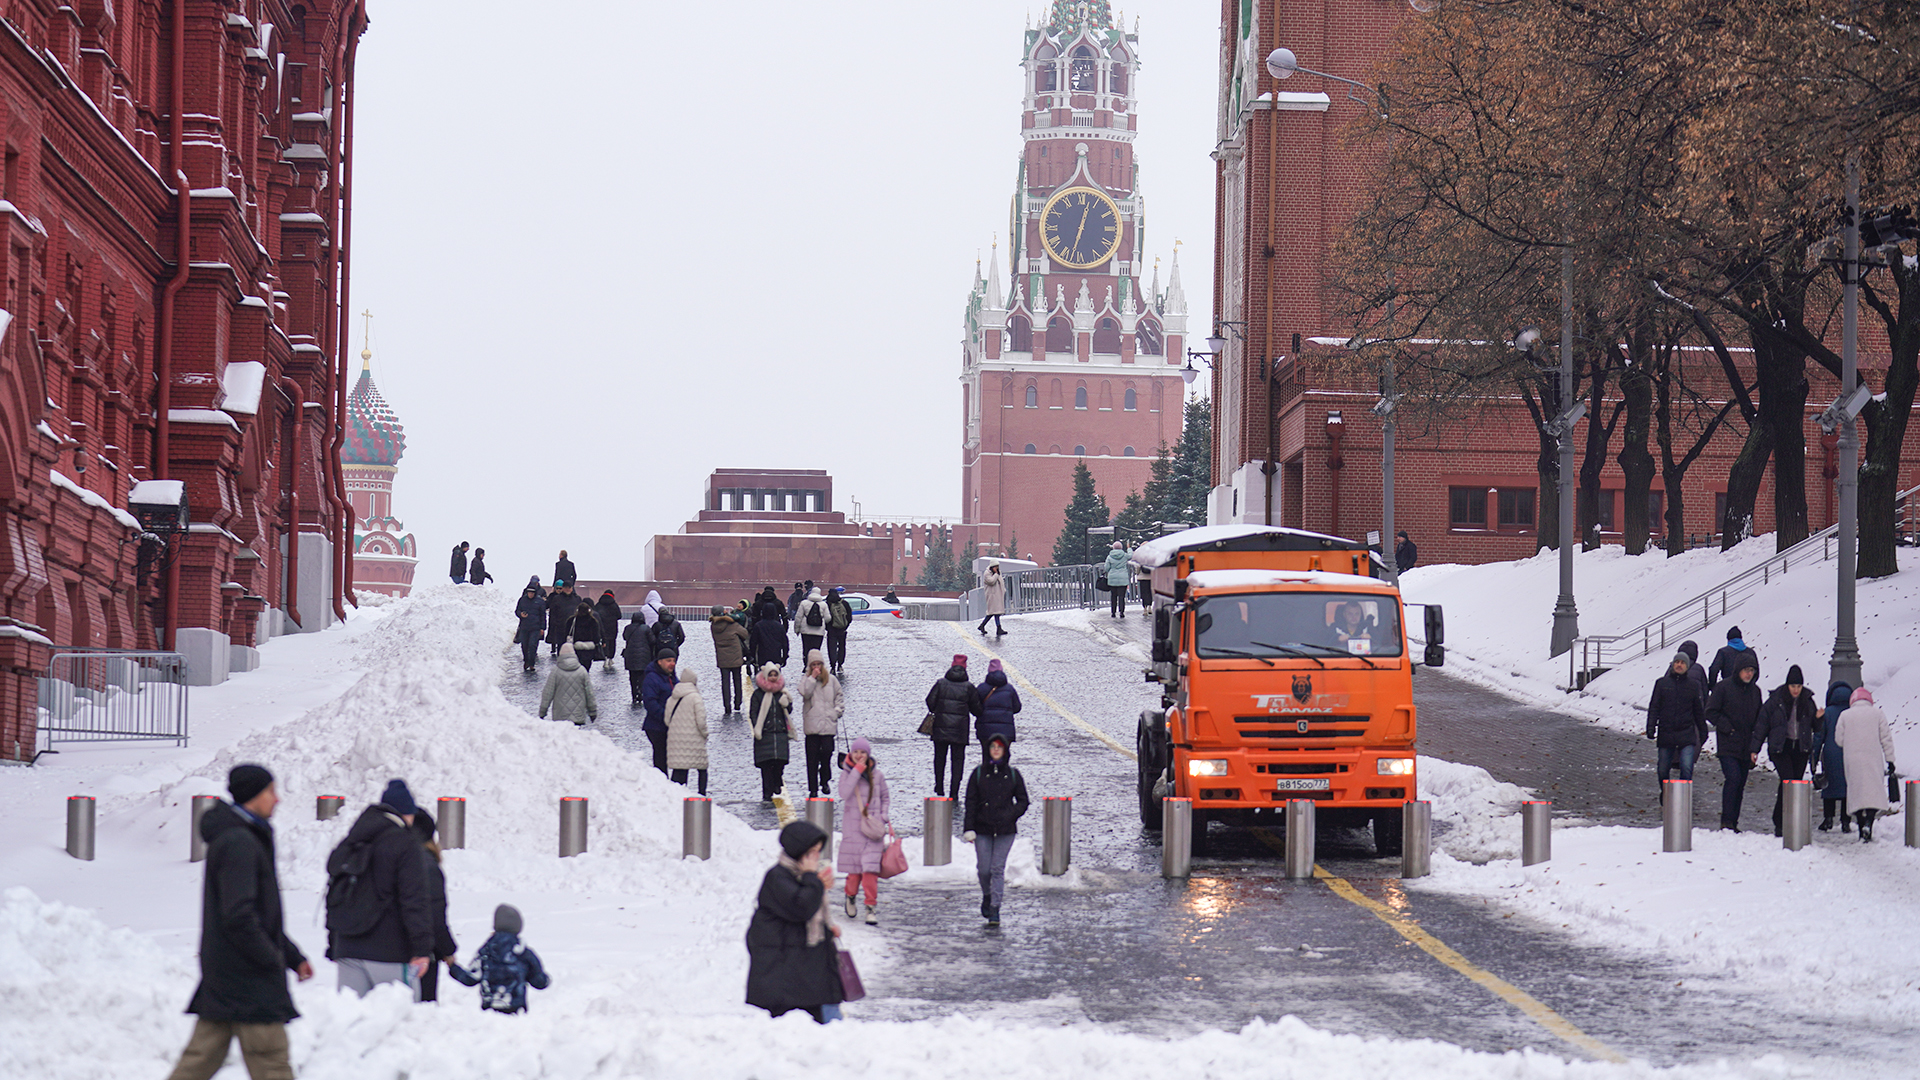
[837, 738, 892, 925]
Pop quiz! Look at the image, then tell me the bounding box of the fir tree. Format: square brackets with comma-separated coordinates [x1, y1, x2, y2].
[959, 539, 980, 589]
[1168, 396, 1213, 527]
[1141, 441, 1177, 525]
[1052, 460, 1112, 566]
[1006, 530, 1019, 563]
[918, 527, 959, 591]
[1113, 489, 1152, 543]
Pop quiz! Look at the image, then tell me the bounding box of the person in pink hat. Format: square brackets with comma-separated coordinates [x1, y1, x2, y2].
[924, 654, 978, 798]
[837, 737, 891, 925]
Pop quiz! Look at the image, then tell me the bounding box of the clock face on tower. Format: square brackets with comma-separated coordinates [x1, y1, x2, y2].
[1040, 186, 1121, 269]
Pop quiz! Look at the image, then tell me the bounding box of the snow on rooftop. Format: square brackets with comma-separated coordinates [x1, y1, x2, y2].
[167, 408, 239, 430]
[1187, 568, 1383, 591]
[128, 479, 184, 505]
[1132, 523, 1359, 568]
[49, 469, 139, 529]
[219, 361, 266, 416]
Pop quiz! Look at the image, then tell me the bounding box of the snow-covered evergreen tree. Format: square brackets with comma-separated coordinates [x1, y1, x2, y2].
[1052, 461, 1111, 566]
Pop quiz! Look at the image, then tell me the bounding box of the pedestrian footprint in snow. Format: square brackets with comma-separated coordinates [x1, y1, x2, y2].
[538, 642, 597, 725]
[448, 904, 550, 1014]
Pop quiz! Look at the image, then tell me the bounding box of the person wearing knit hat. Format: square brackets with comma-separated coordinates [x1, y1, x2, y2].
[640, 648, 680, 776]
[963, 732, 1030, 928]
[448, 904, 550, 1014]
[798, 649, 844, 799]
[164, 762, 313, 1080]
[836, 736, 891, 925]
[539, 640, 598, 725]
[975, 657, 1021, 749]
[1833, 685, 1898, 841]
[1708, 627, 1759, 689]
[748, 663, 795, 802]
[327, 781, 434, 1000]
[925, 653, 978, 798]
[1751, 663, 1818, 836]
[746, 821, 843, 1022]
[1705, 650, 1764, 831]
[1645, 652, 1707, 799]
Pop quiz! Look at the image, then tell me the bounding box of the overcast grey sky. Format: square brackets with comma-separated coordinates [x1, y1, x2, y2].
[351, 1, 1218, 583]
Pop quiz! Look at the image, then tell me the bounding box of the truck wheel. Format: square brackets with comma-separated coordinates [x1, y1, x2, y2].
[1138, 740, 1162, 829]
[1190, 808, 1209, 855]
[1373, 808, 1405, 858]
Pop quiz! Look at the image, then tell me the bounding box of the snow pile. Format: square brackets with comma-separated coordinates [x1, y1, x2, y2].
[1419, 756, 1531, 863]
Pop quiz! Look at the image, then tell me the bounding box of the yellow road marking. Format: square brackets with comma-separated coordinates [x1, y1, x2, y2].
[944, 623, 1136, 759]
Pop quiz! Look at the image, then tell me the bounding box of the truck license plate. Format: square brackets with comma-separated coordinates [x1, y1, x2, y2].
[1274, 778, 1330, 791]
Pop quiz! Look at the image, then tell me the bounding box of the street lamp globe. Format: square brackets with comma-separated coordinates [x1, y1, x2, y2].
[1265, 48, 1298, 81]
[1514, 325, 1542, 353]
[1182, 363, 1199, 386]
[1205, 335, 1227, 355]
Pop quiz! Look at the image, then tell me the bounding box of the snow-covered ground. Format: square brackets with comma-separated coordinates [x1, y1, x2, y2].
[1, 583, 1911, 1078]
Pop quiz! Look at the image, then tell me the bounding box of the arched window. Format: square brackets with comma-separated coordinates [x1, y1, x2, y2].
[1099, 381, 1114, 409]
[1070, 45, 1097, 91]
[1136, 319, 1164, 356]
[1074, 386, 1088, 409]
[1034, 43, 1058, 92]
[1009, 313, 1033, 352]
[1049, 444, 1062, 455]
[1046, 316, 1073, 353]
[1023, 443, 1037, 455]
[1024, 384, 1038, 407]
[1093, 316, 1122, 353]
[1098, 445, 1111, 456]
[1123, 387, 1137, 410]
[1123, 446, 1136, 456]
[1050, 379, 1064, 407]
[1074, 445, 1087, 457]
[1110, 54, 1129, 96]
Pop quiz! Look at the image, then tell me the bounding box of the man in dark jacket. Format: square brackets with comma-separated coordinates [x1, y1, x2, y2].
[641, 649, 679, 775]
[468, 547, 494, 586]
[925, 654, 978, 797]
[1751, 664, 1819, 836]
[1393, 531, 1417, 574]
[545, 584, 582, 655]
[514, 587, 546, 672]
[786, 582, 808, 635]
[166, 764, 311, 1080]
[824, 588, 853, 675]
[750, 587, 789, 668]
[1705, 653, 1764, 830]
[554, 549, 577, 589]
[1677, 640, 1710, 703]
[963, 734, 1030, 928]
[328, 779, 433, 999]
[622, 612, 652, 706]
[592, 590, 622, 663]
[448, 541, 469, 585]
[647, 608, 687, 663]
[1707, 626, 1759, 689]
[1646, 651, 1708, 797]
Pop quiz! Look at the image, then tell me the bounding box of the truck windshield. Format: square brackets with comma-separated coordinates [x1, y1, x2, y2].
[1192, 592, 1403, 659]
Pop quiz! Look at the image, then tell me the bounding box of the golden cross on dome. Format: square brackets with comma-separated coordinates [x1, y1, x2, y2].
[360, 308, 373, 367]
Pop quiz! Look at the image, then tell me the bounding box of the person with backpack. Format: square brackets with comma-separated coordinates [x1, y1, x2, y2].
[448, 904, 550, 1014]
[641, 648, 679, 775]
[1707, 626, 1760, 689]
[1103, 542, 1131, 617]
[748, 663, 796, 801]
[824, 587, 853, 675]
[974, 658, 1021, 749]
[164, 765, 311, 1080]
[326, 780, 433, 1000]
[647, 605, 687, 663]
[553, 550, 577, 589]
[537, 643, 597, 725]
[710, 605, 750, 713]
[407, 810, 458, 1003]
[745, 821, 843, 1024]
[964, 734, 1031, 928]
[665, 666, 710, 795]
[513, 586, 546, 673]
[976, 563, 1007, 636]
[798, 649, 844, 798]
[449, 542, 469, 585]
[795, 586, 829, 662]
[836, 738, 891, 926]
[592, 590, 623, 666]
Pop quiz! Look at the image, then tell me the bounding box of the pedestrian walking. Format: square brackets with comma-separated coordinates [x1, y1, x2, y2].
[1813, 681, 1853, 832]
[825, 587, 853, 674]
[1833, 687, 1898, 842]
[537, 642, 597, 725]
[640, 589, 665, 628]
[164, 764, 312, 1080]
[1103, 541, 1131, 617]
[794, 585, 829, 660]
[974, 657, 1021, 748]
[1705, 653, 1763, 830]
[325, 780, 433, 1000]
[646, 604, 687, 661]
[1645, 650, 1708, 795]
[748, 663, 796, 801]
[407, 810, 458, 1003]
[925, 654, 977, 798]
[641, 648, 679, 775]
[666, 666, 710, 795]
[544, 584, 581, 656]
[1678, 640, 1710, 703]
[568, 600, 602, 671]
[1752, 664, 1819, 837]
[447, 905, 550, 1014]
[466, 548, 494, 586]
[745, 821, 844, 1024]
[1394, 530, 1418, 574]
[553, 550, 577, 589]
[963, 734, 1030, 929]
[741, 599, 761, 670]
[883, 586, 900, 605]
[1707, 626, 1760, 688]
[836, 738, 891, 926]
[751, 586, 789, 669]
[513, 586, 546, 673]
[710, 605, 749, 714]
[787, 581, 809, 634]
[622, 611, 651, 706]
[976, 562, 1007, 636]
[448, 541, 469, 585]
[798, 649, 844, 798]
[592, 590, 622, 667]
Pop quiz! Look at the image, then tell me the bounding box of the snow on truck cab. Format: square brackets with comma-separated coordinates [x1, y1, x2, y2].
[1131, 525, 1445, 855]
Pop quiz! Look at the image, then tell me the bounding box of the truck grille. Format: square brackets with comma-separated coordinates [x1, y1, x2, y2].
[1234, 715, 1371, 741]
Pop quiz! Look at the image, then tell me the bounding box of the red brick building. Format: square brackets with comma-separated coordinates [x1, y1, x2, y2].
[956, 1, 1188, 566]
[0, 1, 367, 761]
[1208, 1, 1919, 564]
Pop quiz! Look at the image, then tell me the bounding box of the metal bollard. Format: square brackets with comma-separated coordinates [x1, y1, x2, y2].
[1041, 796, 1071, 876]
[682, 797, 711, 860]
[1662, 780, 1692, 853]
[437, 797, 466, 850]
[1401, 800, 1432, 878]
[66, 796, 95, 861]
[1909, 781, 1919, 849]
[1161, 797, 1192, 879]
[558, 797, 588, 857]
[924, 797, 953, 866]
[1521, 801, 1551, 866]
[316, 795, 344, 820]
[1781, 780, 1812, 851]
[1284, 799, 1316, 879]
[805, 797, 835, 860]
[190, 794, 219, 862]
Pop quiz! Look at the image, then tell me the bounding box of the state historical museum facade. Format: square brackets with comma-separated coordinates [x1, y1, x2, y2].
[956, 1, 1189, 564]
[0, 1, 367, 761]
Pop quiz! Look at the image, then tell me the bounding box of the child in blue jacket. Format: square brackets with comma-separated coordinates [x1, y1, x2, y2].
[448, 904, 550, 1014]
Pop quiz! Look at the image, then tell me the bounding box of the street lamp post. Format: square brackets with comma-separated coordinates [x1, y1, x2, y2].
[1549, 244, 1580, 658]
[1830, 152, 1864, 689]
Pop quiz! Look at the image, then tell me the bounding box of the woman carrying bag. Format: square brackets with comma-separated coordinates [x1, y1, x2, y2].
[748, 664, 796, 802]
[836, 738, 891, 926]
[745, 821, 848, 1023]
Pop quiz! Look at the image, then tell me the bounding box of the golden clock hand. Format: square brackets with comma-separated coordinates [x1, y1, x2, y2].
[1072, 206, 1088, 260]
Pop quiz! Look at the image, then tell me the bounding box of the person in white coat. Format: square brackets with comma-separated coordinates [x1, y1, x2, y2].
[794, 587, 830, 663]
[1833, 686, 1898, 841]
[976, 563, 1007, 636]
[664, 667, 709, 795]
[797, 650, 844, 799]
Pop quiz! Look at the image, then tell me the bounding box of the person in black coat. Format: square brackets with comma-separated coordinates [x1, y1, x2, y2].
[925, 654, 979, 798]
[513, 587, 547, 672]
[786, 582, 808, 634]
[449, 542, 469, 585]
[1751, 664, 1819, 837]
[745, 821, 844, 1023]
[328, 780, 434, 999]
[592, 590, 623, 664]
[165, 765, 311, 1080]
[750, 586, 789, 668]
[648, 608, 688, 662]
[1677, 640, 1710, 703]
[1705, 652, 1763, 830]
[1393, 531, 1417, 574]
[554, 549, 578, 589]
[1645, 651, 1709, 797]
[545, 585, 582, 654]
[408, 811, 458, 1003]
[467, 548, 494, 586]
[568, 603, 603, 670]
[963, 735, 1030, 927]
[1707, 626, 1759, 689]
[622, 611, 652, 706]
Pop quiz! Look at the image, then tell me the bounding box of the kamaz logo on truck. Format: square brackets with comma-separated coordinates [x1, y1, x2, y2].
[1251, 693, 1340, 715]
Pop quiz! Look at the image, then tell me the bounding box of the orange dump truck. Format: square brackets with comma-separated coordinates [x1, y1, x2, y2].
[1132, 525, 1444, 854]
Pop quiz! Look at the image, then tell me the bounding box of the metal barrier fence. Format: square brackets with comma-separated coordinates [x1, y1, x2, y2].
[959, 563, 1101, 620]
[38, 651, 190, 748]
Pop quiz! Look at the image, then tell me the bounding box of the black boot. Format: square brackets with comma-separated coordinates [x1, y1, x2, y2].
[1841, 799, 1852, 833]
[987, 905, 1001, 928]
[1820, 800, 1835, 832]
[1858, 810, 1876, 842]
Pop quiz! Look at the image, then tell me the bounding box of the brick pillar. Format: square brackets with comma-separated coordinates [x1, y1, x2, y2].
[0, 633, 50, 761]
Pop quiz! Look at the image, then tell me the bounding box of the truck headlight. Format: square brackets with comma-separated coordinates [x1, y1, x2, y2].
[1187, 759, 1230, 777]
[1376, 758, 1415, 776]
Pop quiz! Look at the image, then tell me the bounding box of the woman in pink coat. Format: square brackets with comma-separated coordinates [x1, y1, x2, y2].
[836, 737, 890, 926]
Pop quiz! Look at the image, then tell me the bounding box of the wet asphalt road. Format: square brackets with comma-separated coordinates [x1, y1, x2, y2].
[498, 610, 1911, 1065]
